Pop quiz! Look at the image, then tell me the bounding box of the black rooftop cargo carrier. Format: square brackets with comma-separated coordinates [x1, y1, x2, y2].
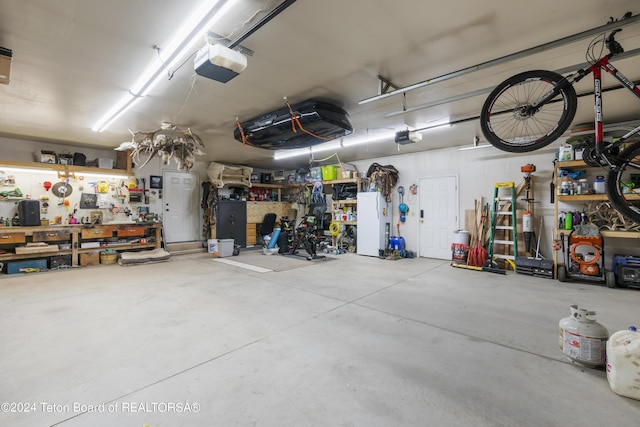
[233, 99, 352, 149]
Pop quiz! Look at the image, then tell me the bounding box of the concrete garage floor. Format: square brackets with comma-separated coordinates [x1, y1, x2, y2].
[1, 251, 639, 426]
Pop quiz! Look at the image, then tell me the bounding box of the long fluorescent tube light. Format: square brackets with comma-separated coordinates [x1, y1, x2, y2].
[342, 133, 394, 147]
[457, 144, 493, 151]
[273, 147, 311, 160]
[416, 122, 452, 133]
[273, 132, 395, 160]
[92, 0, 235, 132]
[0, 167, 59, 175]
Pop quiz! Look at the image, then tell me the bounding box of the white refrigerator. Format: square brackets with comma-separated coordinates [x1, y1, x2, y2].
[356, 192, 391, 257]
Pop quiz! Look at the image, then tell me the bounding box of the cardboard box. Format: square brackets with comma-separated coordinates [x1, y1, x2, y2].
[40, 150, 57, 164]
[80, 252, 100, 267]
[0, 47, 12, 85]
[116, 150, 129, 170]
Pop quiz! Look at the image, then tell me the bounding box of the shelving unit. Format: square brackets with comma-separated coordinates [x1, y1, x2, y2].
[250, 183, 287, 202]
[0, 222, 162, 272]
[553, 159, 640, 278]
[331, 199, 357, 225]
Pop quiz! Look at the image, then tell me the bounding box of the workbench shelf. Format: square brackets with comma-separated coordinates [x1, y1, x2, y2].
[0, 222, 162, 273]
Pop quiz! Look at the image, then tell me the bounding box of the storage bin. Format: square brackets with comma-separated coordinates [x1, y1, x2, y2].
[97, 158, 114, 169]
[310, 167, 322, 181]
[218, 239, 234, 257]
[4, 258, 47, 274]
[321, 165, 338, 181]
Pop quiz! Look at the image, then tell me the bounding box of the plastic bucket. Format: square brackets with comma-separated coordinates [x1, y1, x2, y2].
[321, 165, 338, 181]
[606, 328, 640, 400]
[452, 230, 470, 245]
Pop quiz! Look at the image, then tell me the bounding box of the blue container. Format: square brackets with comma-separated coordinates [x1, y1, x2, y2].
[5, 258, 48, 274]
[267, 228, 281, 249]
[397, 236, 405, 251]
[389, 236, 398, 250]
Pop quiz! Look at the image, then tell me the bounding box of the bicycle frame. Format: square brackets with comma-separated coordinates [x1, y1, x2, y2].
[565, 55, 640, 161]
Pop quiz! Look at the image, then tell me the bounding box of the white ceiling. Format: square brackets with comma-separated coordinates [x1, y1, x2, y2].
[2, 0, 640, 170]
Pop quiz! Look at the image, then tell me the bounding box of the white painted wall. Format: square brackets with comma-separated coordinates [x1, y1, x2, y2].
[348, 141, 638, 263]
[348, 143, 556, 259]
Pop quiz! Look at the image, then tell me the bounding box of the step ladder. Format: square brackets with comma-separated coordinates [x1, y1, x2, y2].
[488, 182, 517, 268]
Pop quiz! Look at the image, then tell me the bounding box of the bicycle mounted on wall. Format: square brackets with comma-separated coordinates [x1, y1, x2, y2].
[480, 12, 640, 224]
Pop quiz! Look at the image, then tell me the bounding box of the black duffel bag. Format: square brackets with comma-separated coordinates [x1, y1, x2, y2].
[332, 183, 358, 200]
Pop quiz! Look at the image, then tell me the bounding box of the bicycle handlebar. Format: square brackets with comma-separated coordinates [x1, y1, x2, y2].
[606, 29, 624, 55]
[605, 12, 632, 55]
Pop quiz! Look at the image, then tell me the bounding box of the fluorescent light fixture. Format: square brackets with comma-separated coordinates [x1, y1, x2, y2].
[458, 136, 493, 151]
[417, 122, 452, 133]
[80, 172, 131, 179]
[0, 166, 130, 178]
[458, 144, 493, 151]
[0, 166, 58, 175]
[273, 132, 395, 160]
[342, 133, 394, 147]
[273, 147, 311, 160]
[310, 140, 342, 154]
[92, 0, 235, 132]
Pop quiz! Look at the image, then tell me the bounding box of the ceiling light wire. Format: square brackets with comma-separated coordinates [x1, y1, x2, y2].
[173, 73, 199, 124]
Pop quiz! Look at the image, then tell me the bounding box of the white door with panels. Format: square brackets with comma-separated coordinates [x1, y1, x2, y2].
[418, 175, 459, 259]
[164, 171, 200, 243]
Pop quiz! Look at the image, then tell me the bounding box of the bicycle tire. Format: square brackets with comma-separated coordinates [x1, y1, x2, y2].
[480, 70, 577, 153]
[606, 141, 640, 224]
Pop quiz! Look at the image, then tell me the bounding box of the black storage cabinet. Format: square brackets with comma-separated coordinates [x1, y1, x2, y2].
[216, 201, 246, 247]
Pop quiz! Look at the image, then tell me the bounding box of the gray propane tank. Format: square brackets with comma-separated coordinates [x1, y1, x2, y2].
[559, 304, 609, 367]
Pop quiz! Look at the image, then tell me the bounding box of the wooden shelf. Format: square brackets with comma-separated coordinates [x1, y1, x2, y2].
[0, 249, 73, 261]
[556, 160, 589, 168]
[0, 160, 131, 176]
[333, 220, 357, 225]
[601, 230, 640, 239]
[76, 243, 157, 253]
[557, 194, 609, 202]
[250, 183, 286, 189]
[556, 229, 640, 239]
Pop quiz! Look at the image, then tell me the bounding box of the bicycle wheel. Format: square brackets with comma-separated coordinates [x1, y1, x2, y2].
[606, 141, 640, 224]
[480, 70, 577, 152]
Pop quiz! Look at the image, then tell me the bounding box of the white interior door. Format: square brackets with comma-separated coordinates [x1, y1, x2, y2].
[418, 175, 458, 259]
[164, 171, 200, 243]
